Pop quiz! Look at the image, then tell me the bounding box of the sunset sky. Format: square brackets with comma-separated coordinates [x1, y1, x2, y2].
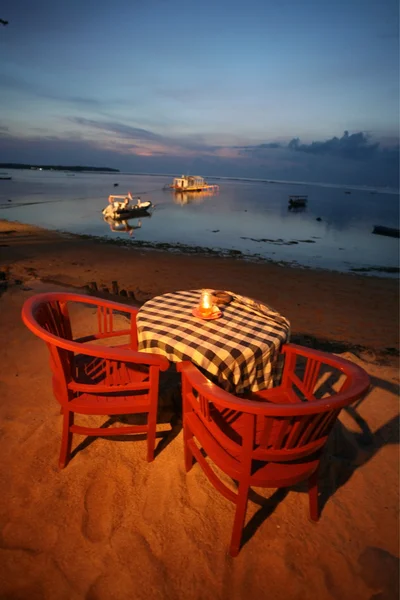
[0, 0, 399, 187]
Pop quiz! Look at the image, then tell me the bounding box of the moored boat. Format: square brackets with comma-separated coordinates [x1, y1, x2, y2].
[164, 175, 219, 193]
[372, 225, 400, 238]
[103, 193, 153, 220]
[288, 195, 308, 208]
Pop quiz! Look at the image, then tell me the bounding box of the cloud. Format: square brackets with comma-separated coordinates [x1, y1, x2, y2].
[68, 117, 223, 156]
[288, 130, 380, 160]
[58, 96, 104, 109]
[0, 72, 115, 111]
[236, 131, 397, 163]
[69, 118, 162, 142]
[248, 142, 282, 149]
[232, 141, 282, 158]
[0, 126, 398, 188]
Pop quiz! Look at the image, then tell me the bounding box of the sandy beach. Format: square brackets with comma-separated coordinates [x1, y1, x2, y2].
[0, 219, 399, 599]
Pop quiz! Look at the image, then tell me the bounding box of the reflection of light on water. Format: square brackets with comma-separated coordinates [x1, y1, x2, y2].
[173, 189, 219, 205]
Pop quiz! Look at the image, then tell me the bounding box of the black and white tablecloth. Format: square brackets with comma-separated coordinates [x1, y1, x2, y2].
[137, 289, 290, 394]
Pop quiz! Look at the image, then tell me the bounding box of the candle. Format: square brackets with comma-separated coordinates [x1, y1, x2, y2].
[199, 290, 214, 317]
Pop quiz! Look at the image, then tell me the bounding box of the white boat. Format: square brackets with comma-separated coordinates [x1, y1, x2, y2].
[164, 175, 219, 192]
[102, 193, 153, 220]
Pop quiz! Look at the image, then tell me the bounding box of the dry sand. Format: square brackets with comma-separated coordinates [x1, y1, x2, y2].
[0, 219, 399, 599]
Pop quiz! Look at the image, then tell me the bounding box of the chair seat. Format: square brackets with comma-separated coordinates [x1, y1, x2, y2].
[68, 391, 151, 415]
[247, 387, 301, 404]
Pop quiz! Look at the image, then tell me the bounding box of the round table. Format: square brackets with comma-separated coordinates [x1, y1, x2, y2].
[136, 289, 290, 395]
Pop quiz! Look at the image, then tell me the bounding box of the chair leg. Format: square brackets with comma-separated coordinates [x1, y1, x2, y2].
[183, 421, 194, 472]
[59, 410, 73, 469]
[308, 469, 319, 521]
[229, 484, 250, 557]
[146, 409, 157, 463]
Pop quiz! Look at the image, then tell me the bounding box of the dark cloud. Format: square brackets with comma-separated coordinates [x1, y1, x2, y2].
[288, 131, 380, 160]
[252, 142, 281, 149]
[1, 72, 111, 110]
[1, 73, 40, 95]
[240, 131, 394, 163]
[55, 96, 104, 108]
[69, 118, 162, 141]
[0, 135, 122, 168]
[69, 117, 221, 154]
[234, 142, 282, 157]
[235, 142, 282, 150]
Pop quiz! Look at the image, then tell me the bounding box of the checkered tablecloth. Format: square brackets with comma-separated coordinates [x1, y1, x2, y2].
[137, 289, 291, 395]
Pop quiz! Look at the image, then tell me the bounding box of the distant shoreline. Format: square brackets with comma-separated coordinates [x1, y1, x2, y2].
[1, 166, 398, 193]
[0, 163, 119, 173]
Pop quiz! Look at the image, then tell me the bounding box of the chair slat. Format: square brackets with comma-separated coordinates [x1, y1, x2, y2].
[199, 393, 210, 421]
[303, 357, 321, 394]
[272, 418, 292, 449]
[284, 416, 308, 449]
[298, 412, 330, 446]
[288, 371, 315, 401]
[258, 416, 274, 448]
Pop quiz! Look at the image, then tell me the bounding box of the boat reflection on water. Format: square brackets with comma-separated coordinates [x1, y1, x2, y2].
[103, 216, 144, 237]
[173, 189, 219, 205]
[287, 205, 307, 213]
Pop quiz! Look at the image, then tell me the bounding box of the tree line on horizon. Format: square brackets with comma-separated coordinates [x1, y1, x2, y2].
[0, 163, 119, 173]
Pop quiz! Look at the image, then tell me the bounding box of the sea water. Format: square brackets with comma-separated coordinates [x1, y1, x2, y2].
[0, 169, 398, 277]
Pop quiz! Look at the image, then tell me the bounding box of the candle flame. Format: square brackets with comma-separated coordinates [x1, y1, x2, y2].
[199, 290, 213, 316]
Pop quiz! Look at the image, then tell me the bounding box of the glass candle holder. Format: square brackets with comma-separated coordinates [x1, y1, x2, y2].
[198, 290, 214, 317]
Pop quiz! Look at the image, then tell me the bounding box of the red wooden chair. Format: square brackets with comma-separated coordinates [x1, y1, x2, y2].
[22, 292, 170, 468]
[177, 343, 370, 557]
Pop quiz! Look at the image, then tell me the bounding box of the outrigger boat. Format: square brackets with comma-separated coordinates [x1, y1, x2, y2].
[372, 225, 400, 238]
[164, 175, 219, 193]
[102, 193, 153, 221]
[288, 195, 308, 208]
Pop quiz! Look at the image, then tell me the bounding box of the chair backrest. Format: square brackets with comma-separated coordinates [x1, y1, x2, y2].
[22, 292, 169, 406]
[179, 344, 370, 466]
[24, 295, 75, 400]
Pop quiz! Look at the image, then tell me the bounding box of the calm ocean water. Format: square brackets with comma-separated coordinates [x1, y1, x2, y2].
[0, 169, 399, 277]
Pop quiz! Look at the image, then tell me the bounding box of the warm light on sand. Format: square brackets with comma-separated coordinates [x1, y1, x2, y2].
[0, 220, 398, 596]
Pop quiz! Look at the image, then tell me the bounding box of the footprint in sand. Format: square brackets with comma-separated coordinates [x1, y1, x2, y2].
[141, 470, 170, 525]
[81, 469, 128, 543]
[358, 546, 399, 599]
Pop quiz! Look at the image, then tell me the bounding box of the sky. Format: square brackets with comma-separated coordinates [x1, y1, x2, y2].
[0, 0, 399, 187]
